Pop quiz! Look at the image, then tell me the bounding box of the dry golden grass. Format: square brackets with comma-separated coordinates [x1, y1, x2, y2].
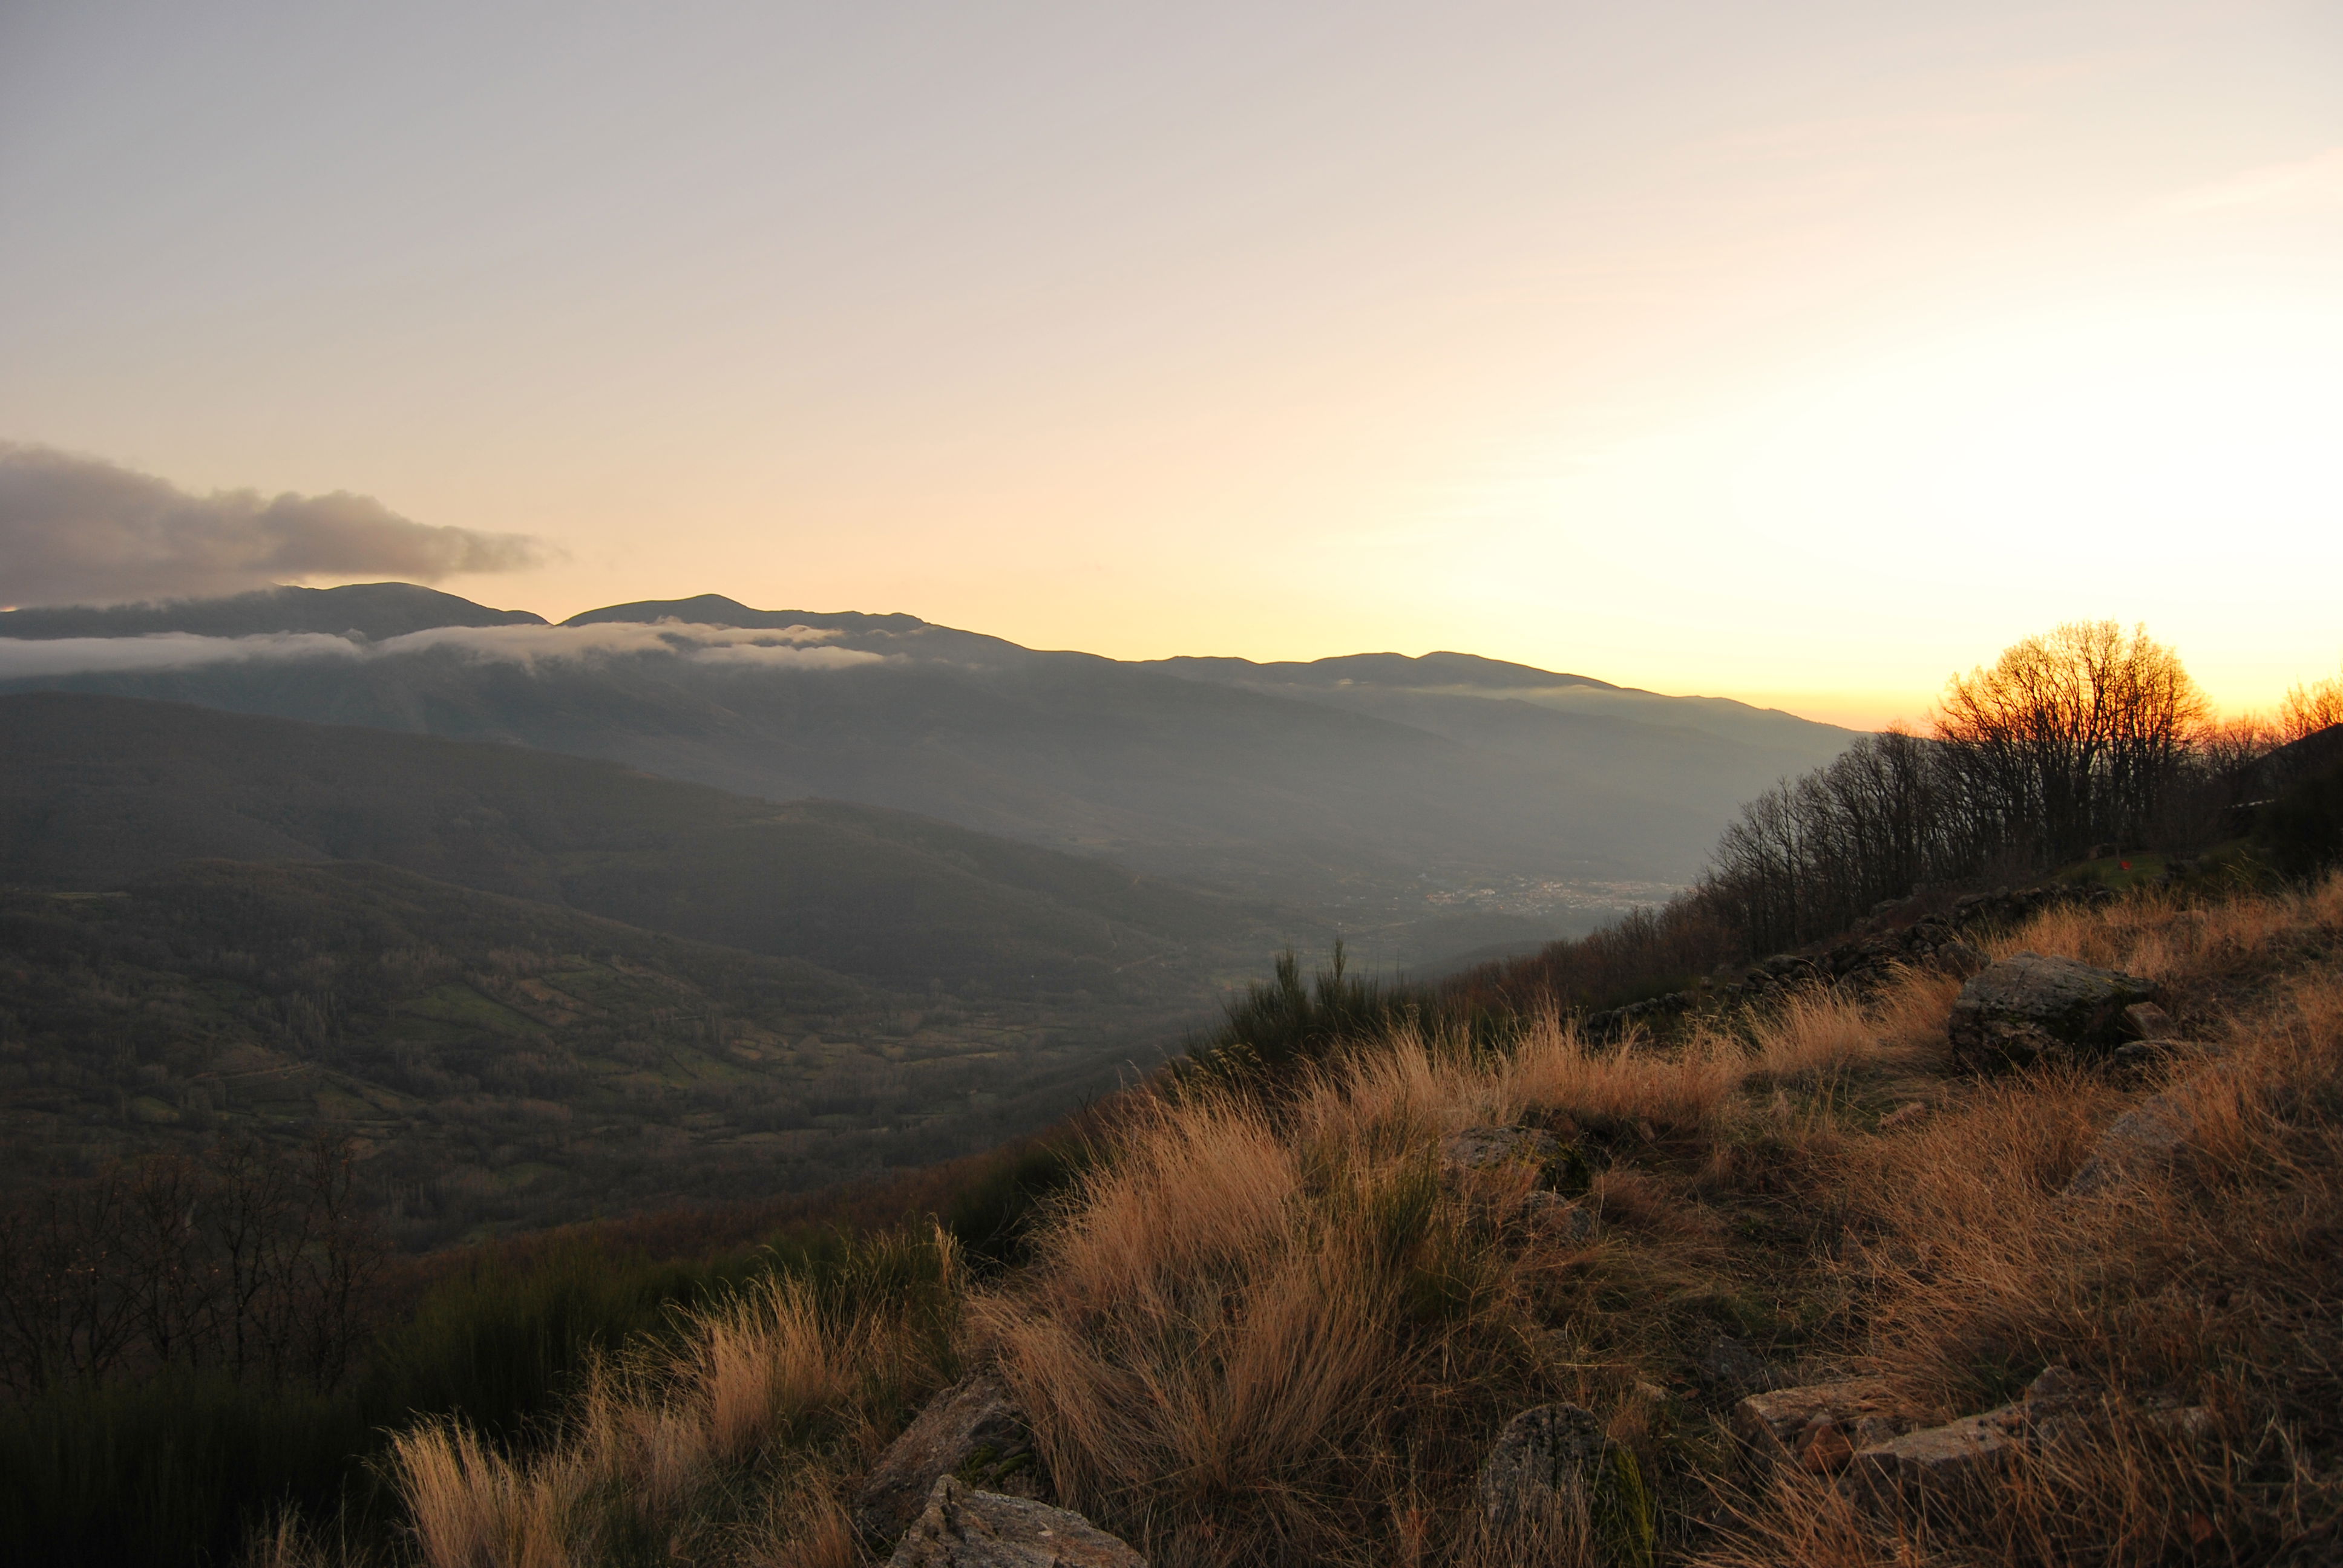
[335, 1235, 955, 1568]
[285, 871, 2343, 1568]
[1700, 875, 2343, 1565]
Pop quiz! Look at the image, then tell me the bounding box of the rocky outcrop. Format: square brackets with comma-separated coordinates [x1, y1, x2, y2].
[856, 1374, 1049, 1545]
[1840, 1409, 2019, 1504]
[888, 1477, 1144, 1568]
[1835, 1367, 2209, 1518]
[1946, 953, 2160, 1071]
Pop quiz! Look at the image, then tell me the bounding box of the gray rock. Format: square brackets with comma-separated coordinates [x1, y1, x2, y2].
[2122, 1001, 2178, 1040]
[1478, 1403, 1617, 1533]
[2020, 1365, 2096, 1427]
[1841, 1407, 2020, 1508]
[856, 1374, 1048, 1545]
[1519, 1190, 1597, 1244]
[1731, 1380, 1912, 1472]
[1947, 953, 2161, 1071]
[1932, 940, 1991, 979]
[1442, 1125, 1564, 1174]
[1732, 1379, 1901, 1452]
[2063, 1091, 2196, 1198]
[888, 1477, 1144, 1568]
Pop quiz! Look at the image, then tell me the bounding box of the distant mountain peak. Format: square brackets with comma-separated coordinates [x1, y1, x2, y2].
[563, 595, 931, 633]
[0, 582, 546, 641]
[1148, 650, 1619, 692]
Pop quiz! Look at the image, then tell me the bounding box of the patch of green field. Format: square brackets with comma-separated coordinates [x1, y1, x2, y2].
[403, 984, 542, 1036]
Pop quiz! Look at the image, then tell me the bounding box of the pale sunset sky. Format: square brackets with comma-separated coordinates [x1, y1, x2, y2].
[3, 1, 2338, 728]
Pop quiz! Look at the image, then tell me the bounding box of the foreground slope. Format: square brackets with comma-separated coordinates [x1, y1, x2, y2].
[293, 871, 2342, 1566]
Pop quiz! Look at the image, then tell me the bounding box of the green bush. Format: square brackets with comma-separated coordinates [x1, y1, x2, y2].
[1173, 944, 1426, 1093]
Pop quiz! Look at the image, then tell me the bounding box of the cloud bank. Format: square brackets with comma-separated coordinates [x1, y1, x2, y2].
[0, 621, 886, 680]
[0, 444, 545, 607]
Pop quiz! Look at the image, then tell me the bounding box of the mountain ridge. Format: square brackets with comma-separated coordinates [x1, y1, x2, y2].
[0, 584, 1858, 942]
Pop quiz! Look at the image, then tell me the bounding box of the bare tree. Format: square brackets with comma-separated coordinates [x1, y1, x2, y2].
[1934, 621, 2206, 862]
[0, 1134, 385, 1396]
[2281, 665, 2343, 743]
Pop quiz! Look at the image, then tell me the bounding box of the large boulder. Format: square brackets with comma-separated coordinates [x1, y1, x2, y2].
[888, 1477, 1144, 1568]
[856, 1374, 1049, 1545]
[1947, 953, 2160, 1071]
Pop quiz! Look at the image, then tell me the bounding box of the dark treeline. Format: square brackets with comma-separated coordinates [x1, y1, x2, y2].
[1711, 621, 2218, 952]
[0, 1134, 382, 1398]
[1463, 623, 2342, 1010]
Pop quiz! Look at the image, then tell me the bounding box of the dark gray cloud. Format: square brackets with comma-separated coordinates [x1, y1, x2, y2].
[0, 443, 544, 607]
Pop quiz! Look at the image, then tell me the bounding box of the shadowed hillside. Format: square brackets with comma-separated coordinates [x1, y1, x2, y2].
[0, 849, 1251, 1244]
[0, 691, 1288, 993]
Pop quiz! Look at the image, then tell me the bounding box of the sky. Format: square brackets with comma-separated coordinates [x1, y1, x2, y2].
[2, 0, 2338, 728]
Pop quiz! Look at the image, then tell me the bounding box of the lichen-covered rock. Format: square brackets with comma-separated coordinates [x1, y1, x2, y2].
[856, 1374, 1048, 1545]
[888, 1477, 1144, 1568]
[1478, 1403, 1642, 1537]
[1947, 953, 2161, 1071]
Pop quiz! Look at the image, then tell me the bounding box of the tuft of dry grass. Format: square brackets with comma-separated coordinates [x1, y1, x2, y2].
[333, 1231, 957, 1568]
[976, 1030, 1654, 1568]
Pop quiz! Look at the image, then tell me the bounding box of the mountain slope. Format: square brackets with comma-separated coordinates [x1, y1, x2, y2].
[0, 692, 1285, 995]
